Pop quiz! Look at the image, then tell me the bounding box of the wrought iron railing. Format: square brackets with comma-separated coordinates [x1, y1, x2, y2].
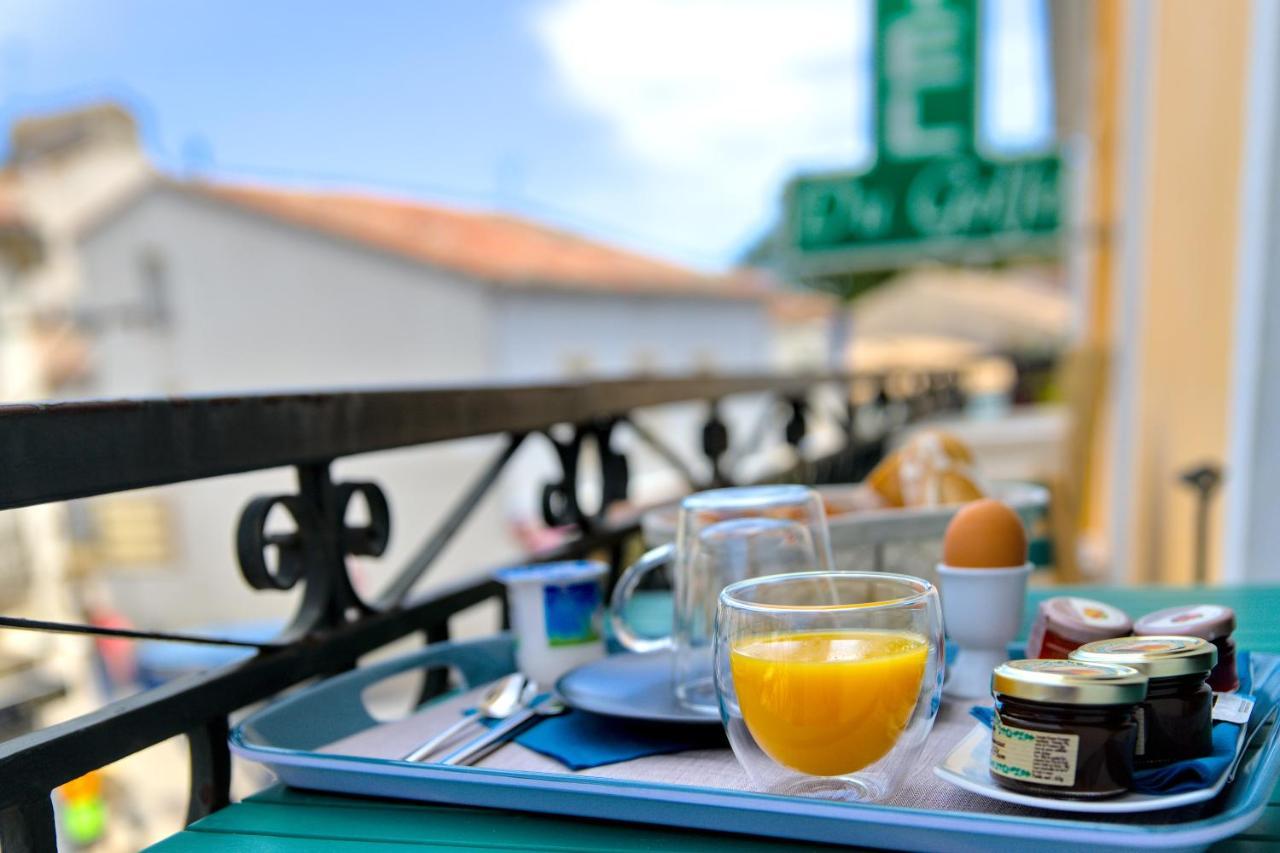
[0, 371, 963, 851]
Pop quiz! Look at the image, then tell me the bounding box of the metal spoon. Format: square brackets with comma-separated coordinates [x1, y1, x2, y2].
[402, 672, 529, 762]
[439, 694, 567, 767]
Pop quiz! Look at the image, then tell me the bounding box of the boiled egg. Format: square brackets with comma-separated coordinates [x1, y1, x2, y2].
[942, 498, 1028, 569]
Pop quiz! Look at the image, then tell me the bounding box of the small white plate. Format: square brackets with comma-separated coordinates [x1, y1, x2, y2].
[934, 722, 1244, 814]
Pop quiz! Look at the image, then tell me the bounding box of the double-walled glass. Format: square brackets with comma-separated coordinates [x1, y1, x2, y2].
[715, 572, 944, 801]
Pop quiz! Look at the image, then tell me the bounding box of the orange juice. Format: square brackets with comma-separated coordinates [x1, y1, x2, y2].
[730, 630, 928, 776]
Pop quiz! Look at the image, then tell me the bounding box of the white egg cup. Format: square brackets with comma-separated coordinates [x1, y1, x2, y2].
[937, 562, 1033, 699]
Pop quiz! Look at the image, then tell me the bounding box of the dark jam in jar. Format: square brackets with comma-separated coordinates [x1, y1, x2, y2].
[1070, 636, 1216, 767]
[990, 660, 1146, 799]
[1207, 635, 1240, 693]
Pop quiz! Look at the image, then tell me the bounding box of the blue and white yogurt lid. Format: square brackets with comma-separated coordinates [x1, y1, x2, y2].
[494, 559, 608, 586]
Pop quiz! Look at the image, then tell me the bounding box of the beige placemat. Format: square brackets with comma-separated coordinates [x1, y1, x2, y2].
[322, 683, 1213, 826]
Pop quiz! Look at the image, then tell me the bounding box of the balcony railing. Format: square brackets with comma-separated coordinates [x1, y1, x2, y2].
[0, 370, 963, 851]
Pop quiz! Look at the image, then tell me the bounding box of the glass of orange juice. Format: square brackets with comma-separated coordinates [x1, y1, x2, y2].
[715, 571, 943, 802]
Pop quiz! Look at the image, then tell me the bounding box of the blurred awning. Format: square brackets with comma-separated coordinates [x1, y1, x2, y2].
[848, 334, 983, 371]
[850, 268, 1072, 351]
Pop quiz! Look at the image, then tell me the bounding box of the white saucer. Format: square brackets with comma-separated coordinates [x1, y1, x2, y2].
[556, 651, 721, 725]
[934, 722, 1242, 814]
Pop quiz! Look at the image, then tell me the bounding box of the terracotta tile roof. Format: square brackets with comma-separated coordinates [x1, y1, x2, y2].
[191, 182, 768, 299]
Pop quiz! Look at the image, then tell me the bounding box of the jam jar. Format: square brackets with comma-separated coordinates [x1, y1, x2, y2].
[1135, 604, 1239, 692]
[1025, 597, 1133, 659]
[990, 659, 1146, 799]
[1070, 635, 1216, 767]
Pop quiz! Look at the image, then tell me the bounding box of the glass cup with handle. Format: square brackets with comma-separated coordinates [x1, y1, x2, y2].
[610, 485, 834, 714]
[715, 571, 944, 802]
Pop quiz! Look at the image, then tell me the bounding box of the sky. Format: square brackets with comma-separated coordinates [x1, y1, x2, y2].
[0, 0, 1052, 270]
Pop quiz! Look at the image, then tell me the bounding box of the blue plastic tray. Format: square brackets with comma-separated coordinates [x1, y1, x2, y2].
[231, 636, 1280, 853]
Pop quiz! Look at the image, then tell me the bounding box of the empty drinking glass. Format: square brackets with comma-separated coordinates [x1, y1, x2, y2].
[611, 485, 834, 714]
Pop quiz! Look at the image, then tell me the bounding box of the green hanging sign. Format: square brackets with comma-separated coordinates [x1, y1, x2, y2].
[784, 0, 1062, 277]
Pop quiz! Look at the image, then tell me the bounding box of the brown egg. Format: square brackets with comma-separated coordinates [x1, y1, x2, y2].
[942, 498, 1028, 568]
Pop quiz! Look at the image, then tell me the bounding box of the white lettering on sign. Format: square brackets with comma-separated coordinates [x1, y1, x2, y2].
[883, 2, 968, 161]
[842, 183, 895, 238]
[801, 182, 896, 242]
[906, 159, 1057, 237]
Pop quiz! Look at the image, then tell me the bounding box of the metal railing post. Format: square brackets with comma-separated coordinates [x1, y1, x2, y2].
[0, 795, 56, 853]
[185, 715, 231, 825]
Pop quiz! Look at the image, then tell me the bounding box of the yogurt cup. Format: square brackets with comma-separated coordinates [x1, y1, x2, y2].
[496, 560, 608, 687]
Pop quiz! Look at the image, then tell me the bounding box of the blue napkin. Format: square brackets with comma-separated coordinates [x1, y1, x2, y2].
[511, 709, 725, 770]
[470, 705, 725, 771]
[969, 651, 1261, 796]
[1242, 651, 1280, 730]
[1133, 722, 1242, 794]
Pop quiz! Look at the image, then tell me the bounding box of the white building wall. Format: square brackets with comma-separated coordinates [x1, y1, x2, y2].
[494, 290, 777, 515]
[74, 188, 783, 633]
[76, 187, 517, 630]
[79, 186, 496, 393]
[492, 289, 770, 380]
[14, 134, 151, 307]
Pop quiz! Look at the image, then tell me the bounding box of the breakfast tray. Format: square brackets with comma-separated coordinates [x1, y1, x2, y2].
[231, 636, 1280, 853]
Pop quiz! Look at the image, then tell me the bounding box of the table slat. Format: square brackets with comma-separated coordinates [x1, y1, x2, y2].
[149, 829, 481, 852]
[188, 800, 852, 852]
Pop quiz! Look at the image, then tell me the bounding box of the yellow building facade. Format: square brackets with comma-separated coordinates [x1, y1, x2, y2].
[1082, 0, 1272, 585]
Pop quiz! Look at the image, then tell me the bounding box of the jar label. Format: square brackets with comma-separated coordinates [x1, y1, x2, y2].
[990, 714, 1079, 787]
[1213, 693, 1254, 725]
[543, 581, 602, 646]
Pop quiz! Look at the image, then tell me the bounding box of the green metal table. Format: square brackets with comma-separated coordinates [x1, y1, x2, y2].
[148, 586, 1280, 852]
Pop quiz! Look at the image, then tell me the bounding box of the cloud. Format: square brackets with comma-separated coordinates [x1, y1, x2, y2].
[532, 0, 872, 266]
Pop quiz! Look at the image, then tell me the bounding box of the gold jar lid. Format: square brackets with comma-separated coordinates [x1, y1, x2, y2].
[1069, 635, 1217, 679]
[992, 659, 1148, 705]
